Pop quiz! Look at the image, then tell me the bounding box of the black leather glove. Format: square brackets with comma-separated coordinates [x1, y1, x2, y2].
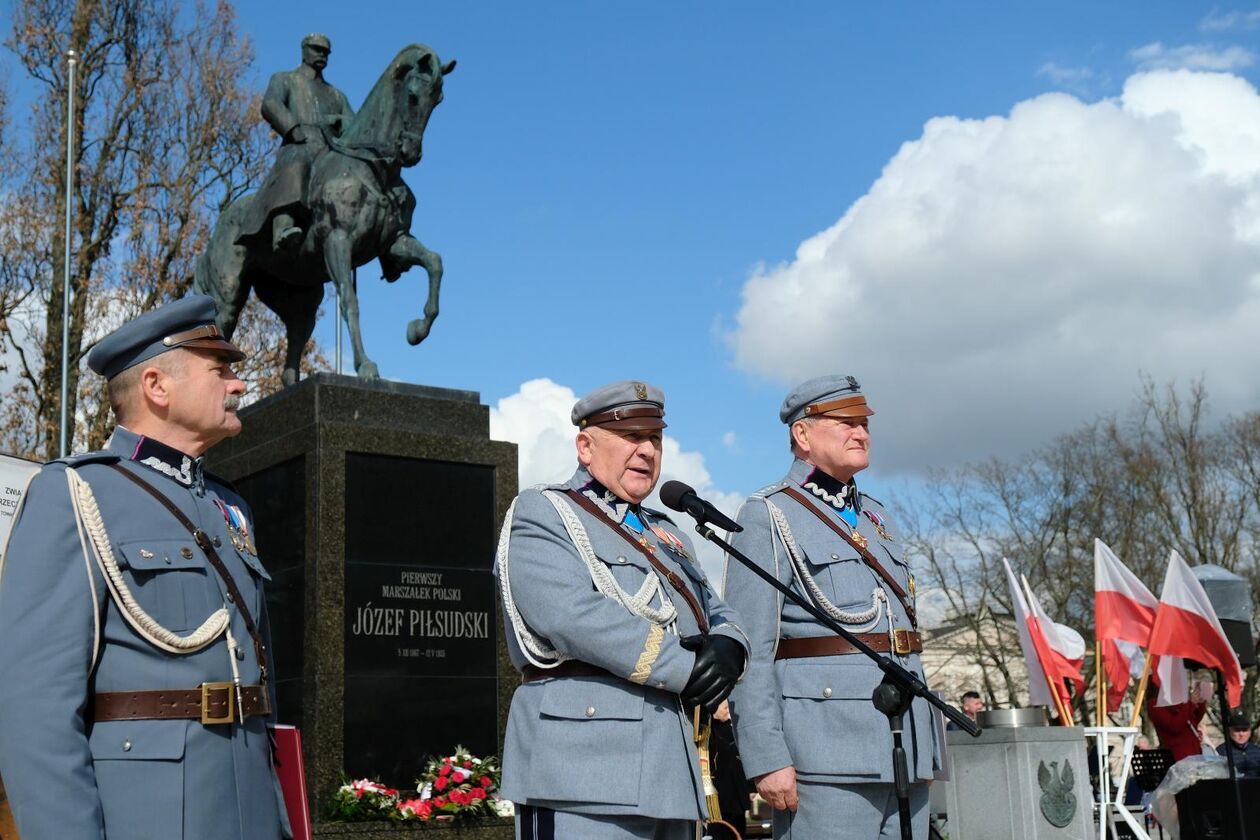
[680, 634, 746, 713]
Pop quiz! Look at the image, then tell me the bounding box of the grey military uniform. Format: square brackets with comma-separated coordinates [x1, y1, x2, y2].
[0, 427, 289, 840]
[724, 458, 938, 839]
[496, 466, 749, 831]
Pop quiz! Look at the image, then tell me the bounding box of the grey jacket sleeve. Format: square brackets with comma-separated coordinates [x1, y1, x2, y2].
[506, 491, 696, 692]
[723, 497, 793, 778]
[0, 466, 108, 838]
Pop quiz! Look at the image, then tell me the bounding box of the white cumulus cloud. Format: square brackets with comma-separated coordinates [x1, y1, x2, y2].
[728, 70, 1260, 474]
[490, 377, 745, 583]
[1129, 42, 1256, 72]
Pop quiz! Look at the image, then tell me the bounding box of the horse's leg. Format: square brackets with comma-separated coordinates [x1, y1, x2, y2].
[253, 277, 323, 387]
[324, 227, 378, 380]
[386, 234, 444, 346]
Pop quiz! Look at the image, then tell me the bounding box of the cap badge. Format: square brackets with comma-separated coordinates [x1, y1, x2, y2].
[634, 382, 647, 400]
[846, 376, 859, 390]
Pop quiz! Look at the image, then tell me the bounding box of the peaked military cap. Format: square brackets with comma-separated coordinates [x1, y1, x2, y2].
[301, 32, 331, 52]
[1229, 711, 1253, 730]
[87, 295, 245, 380]
[572, 380, 667, 431]
[780, 374, 875, 424]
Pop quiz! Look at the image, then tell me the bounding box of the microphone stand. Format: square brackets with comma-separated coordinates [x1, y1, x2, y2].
[690, 522, 980, 840]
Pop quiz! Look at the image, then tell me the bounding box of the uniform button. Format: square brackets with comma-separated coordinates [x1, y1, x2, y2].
[122, 739, 132, 752]
[585, 706, 596, 718]
[616, 556, 627, 564]
[213, 536, 222, 547]
[830, 553, 840, 561]
[180, 547, 194, 559]
[823, 687, 833, 699]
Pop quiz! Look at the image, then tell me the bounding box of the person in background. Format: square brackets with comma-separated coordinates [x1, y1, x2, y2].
[1217, 712, 1260, 778]
[948, 691, 984, 730]
[1147, 678, 1210, 762]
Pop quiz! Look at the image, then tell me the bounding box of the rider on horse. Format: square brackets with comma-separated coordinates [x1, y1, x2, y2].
[236, 33, 355, 253]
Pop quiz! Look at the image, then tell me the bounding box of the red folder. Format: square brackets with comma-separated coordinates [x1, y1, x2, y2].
[272, 724, 312, 840]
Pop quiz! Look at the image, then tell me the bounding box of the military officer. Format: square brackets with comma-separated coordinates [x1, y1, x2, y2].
[496, 381, 749, 840]
[0, 296, 290, 839]
[239, 32, 355, 251]
[723, 375, 938, 839]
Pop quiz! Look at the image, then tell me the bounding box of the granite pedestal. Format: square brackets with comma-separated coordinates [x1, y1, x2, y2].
[209, 374, 517, 835]
[945, 725, 1092, 840]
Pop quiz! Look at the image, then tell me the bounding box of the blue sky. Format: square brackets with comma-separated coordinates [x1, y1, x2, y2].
[11, 3, 1260, 576]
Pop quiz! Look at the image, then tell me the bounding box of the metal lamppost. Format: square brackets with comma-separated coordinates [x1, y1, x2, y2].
[59, 49, 77, 458]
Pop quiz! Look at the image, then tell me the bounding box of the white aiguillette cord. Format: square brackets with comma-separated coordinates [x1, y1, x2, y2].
[67, 466, 231, 654]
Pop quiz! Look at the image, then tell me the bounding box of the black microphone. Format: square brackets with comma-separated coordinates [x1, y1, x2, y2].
[659, 480, 743, 533]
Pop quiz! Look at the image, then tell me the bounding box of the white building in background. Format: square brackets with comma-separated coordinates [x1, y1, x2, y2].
[920, 608, 1033, 711]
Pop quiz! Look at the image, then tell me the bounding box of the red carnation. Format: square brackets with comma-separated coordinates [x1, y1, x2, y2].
[433, 776, 448, 791]
[471, 787, 487, 800]
[479, 775, 492, 788]
[439, 764, 452, 776]
[463, 760, 473, 768]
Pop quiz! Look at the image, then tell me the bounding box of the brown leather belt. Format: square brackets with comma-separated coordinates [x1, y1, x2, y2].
[92, 683, 270, 725]
[521, 661, 615, 683]
[775, 631, 922, 661]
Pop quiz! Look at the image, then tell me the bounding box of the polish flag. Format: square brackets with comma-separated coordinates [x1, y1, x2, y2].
[1024, 573, 1087, 699]
[1094, 539, 1158, 712]
[1147, 550, 1243, 707]
[1003, 559, 1082, 718]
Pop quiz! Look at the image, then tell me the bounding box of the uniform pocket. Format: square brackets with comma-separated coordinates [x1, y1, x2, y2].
[533, 678, 645, 804]
[90, 720, 186, 840]
[779, 661, 887, 777]
[117, 538, 213, 631]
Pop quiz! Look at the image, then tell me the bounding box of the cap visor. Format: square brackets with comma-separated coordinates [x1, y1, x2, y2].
[180, 337, 248, 363]
[819, 406, 875, 419]
[596, 418, 668, 431]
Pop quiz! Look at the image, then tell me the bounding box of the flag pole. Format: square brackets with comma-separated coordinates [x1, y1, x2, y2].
[1129, 655, 1153, 728]
[1095, 640, 1107, 722]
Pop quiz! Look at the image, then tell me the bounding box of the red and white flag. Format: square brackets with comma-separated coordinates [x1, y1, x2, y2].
[1023, 573, 1087, 699]
[1003, 558, 1084, 717]
[1094, 539, 1158, 712]
[1147, 550, 1243, 707]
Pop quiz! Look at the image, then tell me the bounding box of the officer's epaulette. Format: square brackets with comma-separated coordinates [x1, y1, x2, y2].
[752, 480, 790, 499]
[49, 451, 120, 468]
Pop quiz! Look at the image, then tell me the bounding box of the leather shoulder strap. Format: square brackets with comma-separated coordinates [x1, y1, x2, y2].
[781, 485, 916, 626]
[107, 464, 270, 680]
[564, 488, 709, 633]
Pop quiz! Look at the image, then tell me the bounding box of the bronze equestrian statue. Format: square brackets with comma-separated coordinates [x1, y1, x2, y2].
[194, 38, 455, 383]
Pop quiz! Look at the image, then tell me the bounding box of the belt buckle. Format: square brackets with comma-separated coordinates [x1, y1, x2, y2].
[893, 629, 912, 656]
[200, 682, 236, 725]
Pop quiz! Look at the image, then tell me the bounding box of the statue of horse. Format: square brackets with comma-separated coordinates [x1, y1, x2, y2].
[194, 43, 455, 383]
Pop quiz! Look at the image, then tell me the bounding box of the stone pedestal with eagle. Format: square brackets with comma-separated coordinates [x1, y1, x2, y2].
[945, 725, 1092, 839]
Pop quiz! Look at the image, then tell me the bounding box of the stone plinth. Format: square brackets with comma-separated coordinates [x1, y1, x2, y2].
[945, 725, 1092, 840]
[209, 373, 517, 836]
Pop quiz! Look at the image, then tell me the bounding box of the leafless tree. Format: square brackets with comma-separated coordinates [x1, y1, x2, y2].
[903, 377, 1260, 723]
[0, 0, 323, 460]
